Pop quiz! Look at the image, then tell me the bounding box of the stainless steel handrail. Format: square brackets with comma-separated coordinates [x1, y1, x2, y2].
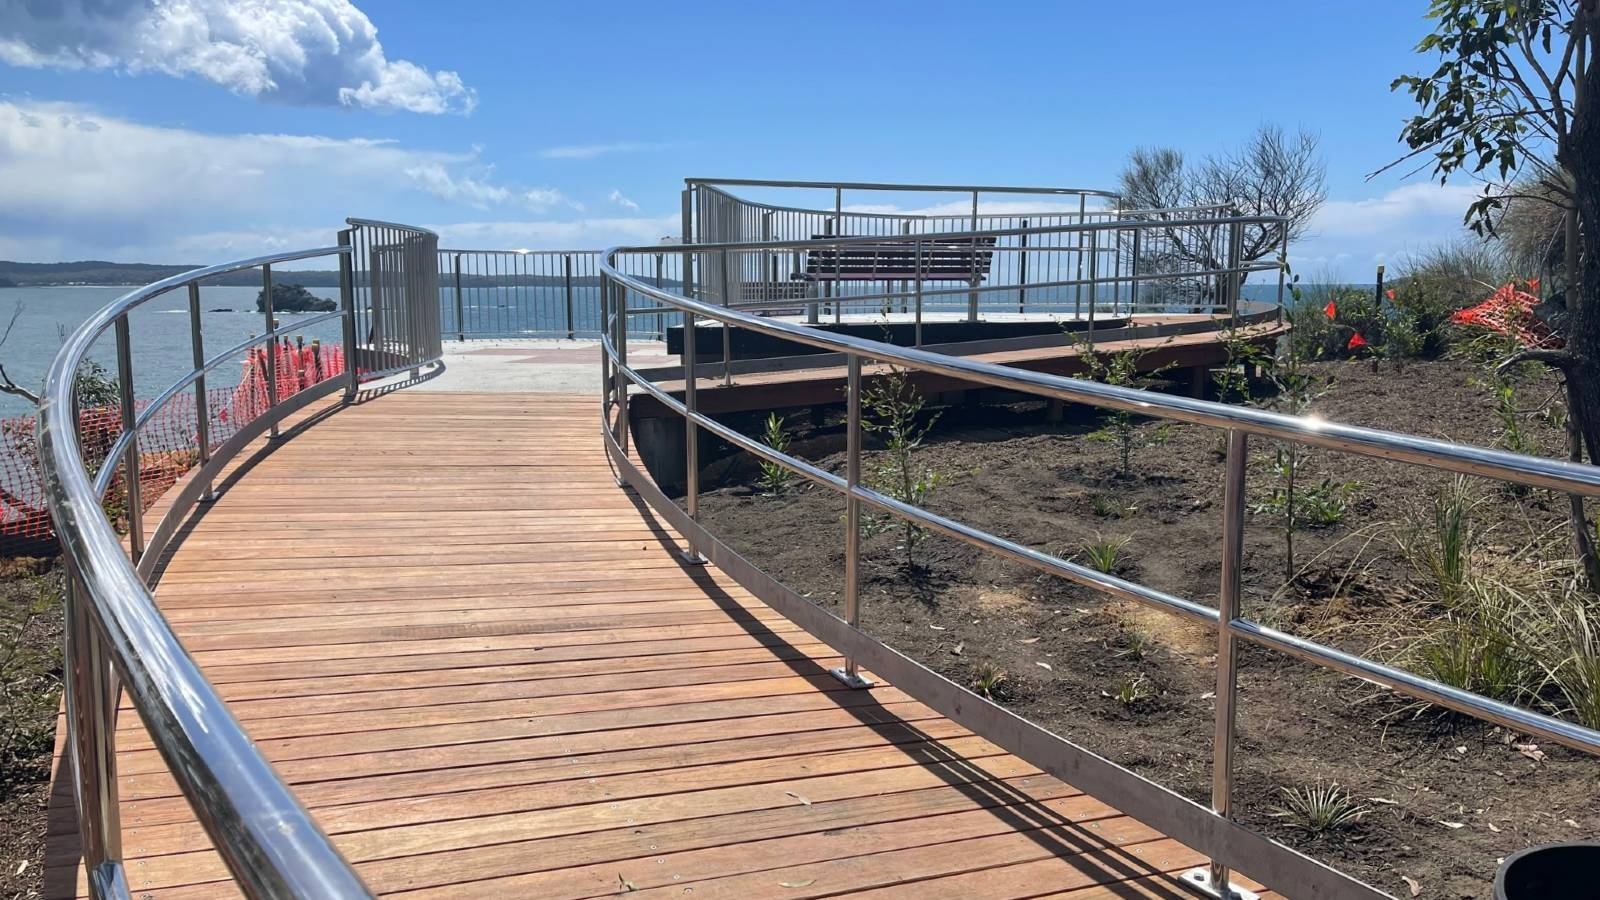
[36, 221, 443, 898]
[686, 177, 1122, 197]
[599, 224, 1600, 900]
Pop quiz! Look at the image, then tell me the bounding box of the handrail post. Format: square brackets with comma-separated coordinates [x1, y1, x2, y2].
[113, 315, 142, 561]
[453, 253, 465, 341]
[1017, 220, 1029, 314]
[1191, 428, 1249, 899]
[337, 229, 358, 401]
[613, 279, 630, 459]
[262, 263, 279, 439]
[186, 282, 214, 503]
[1276, 228, 1289, 325]
[967, 190, 980, 322]
[1226, 215, 1244, 326]
[831, 355, 872, 688]
[653, 253, 666, 340]
[914, 239, 924, 348]
[1075, 194, 1088, 313]
[63, 559, 122, 890]
[681, 310, 705, 564]
[719, 249, 733, 386]
[563, 253, 576, 340]
[1130, 228, 1142, 313]
[1085, 229, 1098, 347]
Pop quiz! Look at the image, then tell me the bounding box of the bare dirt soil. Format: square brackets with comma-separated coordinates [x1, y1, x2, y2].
[692, 357, 1599, 900]
[0, 557, 62, 900]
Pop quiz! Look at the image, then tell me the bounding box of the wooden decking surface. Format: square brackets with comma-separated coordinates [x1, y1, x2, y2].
[44, 390, 1276, 899]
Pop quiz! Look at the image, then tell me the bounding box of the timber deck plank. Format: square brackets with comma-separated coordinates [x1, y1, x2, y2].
[43, 390, 1242, 899]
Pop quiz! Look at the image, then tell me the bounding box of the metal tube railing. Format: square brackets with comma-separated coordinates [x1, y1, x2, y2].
[39, 220, 443, 898]
[598, 224, 1600, 900]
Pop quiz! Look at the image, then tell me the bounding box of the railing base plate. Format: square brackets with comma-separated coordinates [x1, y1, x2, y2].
[679, 549, 707, 565]
[1180, 868, 1259, 900]
[828, 667, 875, 689]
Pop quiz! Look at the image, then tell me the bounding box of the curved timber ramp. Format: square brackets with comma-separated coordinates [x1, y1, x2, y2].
[44, 389, 1271, 898]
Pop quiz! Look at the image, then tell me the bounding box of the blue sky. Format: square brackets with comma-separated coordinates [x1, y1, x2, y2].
[0, 1, 1486, 278]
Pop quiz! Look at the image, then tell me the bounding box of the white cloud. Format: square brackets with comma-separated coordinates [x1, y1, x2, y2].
[0, 100, 531, 259]
[405, 164, 510, 208]
[433, 216, 681, 252]
[0, 0, 475, 114]
[538, 141, 671, 160]
[524, 188, 581, 213]
[1291, 182, 1481, 279]
[608, 190, 640, 211]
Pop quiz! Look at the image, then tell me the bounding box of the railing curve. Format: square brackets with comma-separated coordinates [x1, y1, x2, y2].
[37, 218, 442, 898]
[598, 224, 1600, 900]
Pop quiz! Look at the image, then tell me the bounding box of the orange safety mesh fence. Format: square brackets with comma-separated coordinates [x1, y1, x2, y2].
[1, 340, 346, 553]
[1450, 283, 1561, 349]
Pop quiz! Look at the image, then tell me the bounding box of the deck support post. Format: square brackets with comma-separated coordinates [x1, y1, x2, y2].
[831, 355, 873, 689]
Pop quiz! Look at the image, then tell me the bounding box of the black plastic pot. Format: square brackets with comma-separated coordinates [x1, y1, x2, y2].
[1495, 842, 1600, 900]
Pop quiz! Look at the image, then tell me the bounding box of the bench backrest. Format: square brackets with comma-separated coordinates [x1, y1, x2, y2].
[800, 235, 997, 282]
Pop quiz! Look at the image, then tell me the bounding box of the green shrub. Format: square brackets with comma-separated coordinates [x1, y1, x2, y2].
[756, 413, 794, 496]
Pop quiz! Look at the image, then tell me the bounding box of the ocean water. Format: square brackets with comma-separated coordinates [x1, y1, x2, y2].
[0, 285, 344, 419]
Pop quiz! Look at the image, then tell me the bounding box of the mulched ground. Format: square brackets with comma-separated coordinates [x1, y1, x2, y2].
[692, 356, 1600, 900]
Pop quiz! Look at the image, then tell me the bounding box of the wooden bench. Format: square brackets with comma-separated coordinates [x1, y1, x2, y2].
[795, 235, 997, 284]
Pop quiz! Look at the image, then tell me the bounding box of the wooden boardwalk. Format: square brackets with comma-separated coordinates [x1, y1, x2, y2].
[44, 390, 1276, 899]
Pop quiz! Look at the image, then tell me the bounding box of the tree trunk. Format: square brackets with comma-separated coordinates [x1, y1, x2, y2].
[1555, 12, 1600, 591]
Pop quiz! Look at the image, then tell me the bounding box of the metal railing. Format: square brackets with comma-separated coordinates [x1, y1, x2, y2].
[438, 248, 608, 339]
[431, 182, 1257, 343]
[37, 218, 443, 899]
[598, 226, 1600, 900]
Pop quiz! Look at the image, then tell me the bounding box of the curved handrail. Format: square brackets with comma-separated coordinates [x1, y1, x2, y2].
[599, 225, 1600, 898]
[37, 243, 400, 897]
[686, 177, 1122, 198]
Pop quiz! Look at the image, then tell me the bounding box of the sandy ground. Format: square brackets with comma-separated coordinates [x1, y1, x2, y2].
[406, 338, 673, 395]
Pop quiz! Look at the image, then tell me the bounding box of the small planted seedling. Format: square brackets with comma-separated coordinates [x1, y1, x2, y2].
[1081, 534, 1131, 574]
[757, 412, 794, 496]
[1090, 494, 1136, 519]
[972, 662, 1008, 701]
[1273, 782, 1368, 837]
[1110, 673, 1151, 708]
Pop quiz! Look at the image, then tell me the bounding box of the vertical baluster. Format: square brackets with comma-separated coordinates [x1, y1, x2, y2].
[564, 254, 576, 340]
[337, 229, 358, 401]
[1131, 228, 1143, 314]
[454, 253, 465, 341]
[1227, 215, 1244, 327]
[113, 316, 142, 561]
[262, 263, 279, 438]
[831, 356, 872, 688]
[187, 283, 214, 503]
[1017, 220, 1030, 314]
